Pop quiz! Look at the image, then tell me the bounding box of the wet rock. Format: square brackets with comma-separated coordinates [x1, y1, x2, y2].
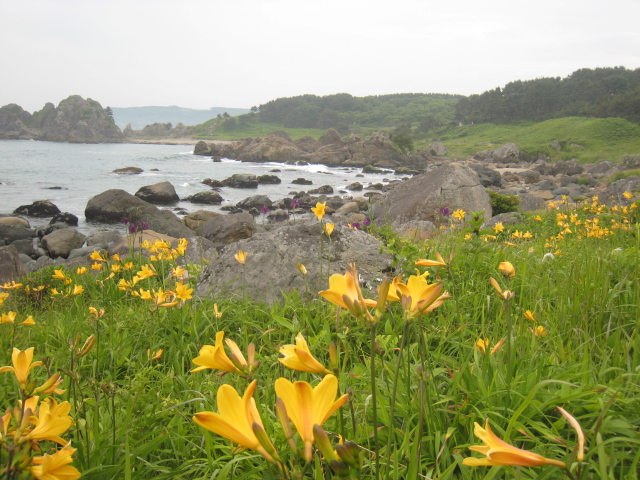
[13, 200, 61, 218]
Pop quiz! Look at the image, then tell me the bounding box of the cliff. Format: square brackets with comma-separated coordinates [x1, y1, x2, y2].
[0, 95, 124, 142]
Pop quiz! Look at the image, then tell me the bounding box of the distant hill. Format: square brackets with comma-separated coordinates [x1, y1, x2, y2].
[111, 106, 250, 129]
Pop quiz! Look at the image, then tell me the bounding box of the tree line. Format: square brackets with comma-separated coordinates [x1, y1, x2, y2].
[455, 66, 640, 125]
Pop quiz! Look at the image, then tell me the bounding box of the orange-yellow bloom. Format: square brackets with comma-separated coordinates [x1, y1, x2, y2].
[235, 250, 248, 265]
[498, 261, 516, 277]
[452, 209, 466, 221]
[173, 281, 193, 303]
[21, 398, 73, 445]
[21, 315, 36, 326]
[279, 333, 331, 374]
[524, 310, 536, 322]
[311, 202, 327, 221]
[476, 338, 489, 354]
[490, 278, 515, 301]
[463, 419, 566, 468]
[137, 264, 157, 280]
[275, 374, 348, 460]
[1, 311, 16, 324]
[392, 272, 450, 319]
[52, 269, 67, 281]
[319, 268, 377, 317]
[415, 252, 448, 268]
[0, 347, 43, 388]
[1, 281, 23, 290]
[29, 442, 81, 480]
[323, 222, 335, 237]
[191, 331, 243, 375]
[193, 380, 275, 461]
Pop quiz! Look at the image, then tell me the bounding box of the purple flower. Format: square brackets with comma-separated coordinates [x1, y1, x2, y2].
[261, 205, 270, 215]
[128, 224, 137, 234]
[290, 198, 300, 209]
[363, 218, 371, 227]
[351, 222, 361, 230]
[120, 218, 130, 225]
[439, 207, 452, 217]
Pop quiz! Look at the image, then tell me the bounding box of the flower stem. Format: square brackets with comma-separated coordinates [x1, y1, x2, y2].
[369, 322, 379, 480]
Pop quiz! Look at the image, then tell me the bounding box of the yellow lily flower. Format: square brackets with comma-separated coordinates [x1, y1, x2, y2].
[533, 325, 549, 337]
[279, 333, 331, 374]
[193, 380, 275, 462]
[311, 202, 327, 221]
[190, 331, 243, 375]
[323, 222, 335, 237]
[34, 372, 65, 395]
[0, 347, 44, 388]
[137, 264, 157, 280]
[490, 278, 515, 301]
[76, 266, 87, 275]
[213, 303, 223, 318]
[72, 285, 84, 295]
[493, 222, 505, 233]
[415, 252, 448, 268]
[28, 442, 81, 480]
[1, 281, 23, 290]
[498, 261, 516, 277]
[21, 315, 36, 326]
[524, 310, 536, 322]
[319, 267, 377, 317]
[463, 419, 566, 468]
[148, 349, 164, 360]
[52, 269, 67, 281]
[297, 263, 308, 275]
[235, 250, 248, 265]
[475, 338, 489, 354]
[275, 374, 348, 460]
[452, 209, 466, 221]
[393, 273, 450, 319]
[90, 250, 108, 262]
[1, 311, 16, 324]
[21, 398, 73, 445]
[91, 262, 103, 271]
[173, 281, 193, 303]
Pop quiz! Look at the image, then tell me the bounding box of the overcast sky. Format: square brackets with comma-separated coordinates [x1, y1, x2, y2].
[2, 0, 639, 113]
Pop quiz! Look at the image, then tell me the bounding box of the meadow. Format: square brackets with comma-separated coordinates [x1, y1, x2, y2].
[1, 192, 639, 480]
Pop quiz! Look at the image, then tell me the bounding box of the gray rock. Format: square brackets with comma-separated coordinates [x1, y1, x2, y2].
[113, 166, 143, 175]
[257, 174, 281, 185]
[222, 173, 259, 189]
[86, 230, 123, 249]
[9, 238, 34, 257]
[598, 176, 640, 205]
[427, 141, 447, 156]
[135, 181, 180, 205]
[198, 212, 256, 248]
[85, 189, 194, 238]
[346, 182, 363, 191]
[237, 195, 273, 211]
[13, 200, 61, 218]
[484, 212, 525, 229]
[183, 210, 221, 230]
[195, 220, 392, 304]
[520, 170, 541, 184]
[41, 228, 86, 259]
[492, 143, 519, 163]
[468, 164, 502, 188]
[183, 191, 223, 205]
[621, 155, 640, 169]
[0, 245, 27, 284]
[517, 193, 547, 212]
[308, 185, 334, 195]
[376, 163, 492, 226]
[0, 224, 35, 244]
[50, 212, 79, 226]
[0, 216, 29, 228]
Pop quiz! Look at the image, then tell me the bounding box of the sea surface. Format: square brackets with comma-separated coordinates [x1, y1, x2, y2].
[0, 140, 401, 234]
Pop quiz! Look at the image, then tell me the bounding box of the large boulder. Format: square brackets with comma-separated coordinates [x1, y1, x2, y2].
[0, 216, 30, 228]
[221, 174, 259, 189]
[197, 212, 256, 248]
[183, 192, 223, 204]
[0, 224, 35, 244]
[492, 143, 520, 163]
[183, 210, 221, 230]
[135, 181, 180, 205]
[85, 189, 193, 238]
[195, 221, 393, 303]
[376, 163, 492, 226]
[13, 200, 61, 218]
[427, 141, 447, 156]
[41, 228, 86, 259]
[598, 176, 640, 206]
[0, 246, 27, 284]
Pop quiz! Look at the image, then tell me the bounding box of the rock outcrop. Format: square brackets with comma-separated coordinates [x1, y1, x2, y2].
[195, 220, 393, 303]
[376, 163, 492, 226]
[194, 129, 413, 168]
[85, 189, 193, 238]
[0, 96, 123, 142]
[135, 181, 180, 205]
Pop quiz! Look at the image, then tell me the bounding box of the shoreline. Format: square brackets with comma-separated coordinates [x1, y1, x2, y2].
[124, 137, 234, 146]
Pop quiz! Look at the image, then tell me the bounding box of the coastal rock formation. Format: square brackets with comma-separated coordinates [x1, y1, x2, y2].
[0, 246, 27, 284]
[0, 96, 123, 142]
[85, 189, 193, 238]
[13, 200, 61, 218]
[376, 163, 492, 226]
[197, 212, 256, 248]
[41, 228, 86, 259]
[194, 129, 413, 168]
[135, 181, 180, 205]
[195, 220, 393, 303]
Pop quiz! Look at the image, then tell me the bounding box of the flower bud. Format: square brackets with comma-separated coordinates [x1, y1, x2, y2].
[77, 334, 96, 358]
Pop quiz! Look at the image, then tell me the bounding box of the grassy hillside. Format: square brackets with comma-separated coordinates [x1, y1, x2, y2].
[191, 118, 329, 140]
[423, 117, 640, 163]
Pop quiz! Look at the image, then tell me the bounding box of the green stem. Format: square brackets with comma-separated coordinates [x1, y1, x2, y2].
[369, 322, 379, 480]
[381, 320, 410, 479]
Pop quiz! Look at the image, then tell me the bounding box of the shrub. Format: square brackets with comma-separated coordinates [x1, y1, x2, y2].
[488, 189, 520, 214]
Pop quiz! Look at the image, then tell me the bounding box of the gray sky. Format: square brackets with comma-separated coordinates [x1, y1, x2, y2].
[2, 0, 639, 113]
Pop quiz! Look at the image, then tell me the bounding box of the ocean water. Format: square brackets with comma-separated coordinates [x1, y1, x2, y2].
[0, 140, 401, 234]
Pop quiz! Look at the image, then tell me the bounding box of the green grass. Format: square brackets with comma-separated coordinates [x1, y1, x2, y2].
[419, 117, 640, 163]
[191, 118, 327, 141]
[1, 194, 639, 479]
